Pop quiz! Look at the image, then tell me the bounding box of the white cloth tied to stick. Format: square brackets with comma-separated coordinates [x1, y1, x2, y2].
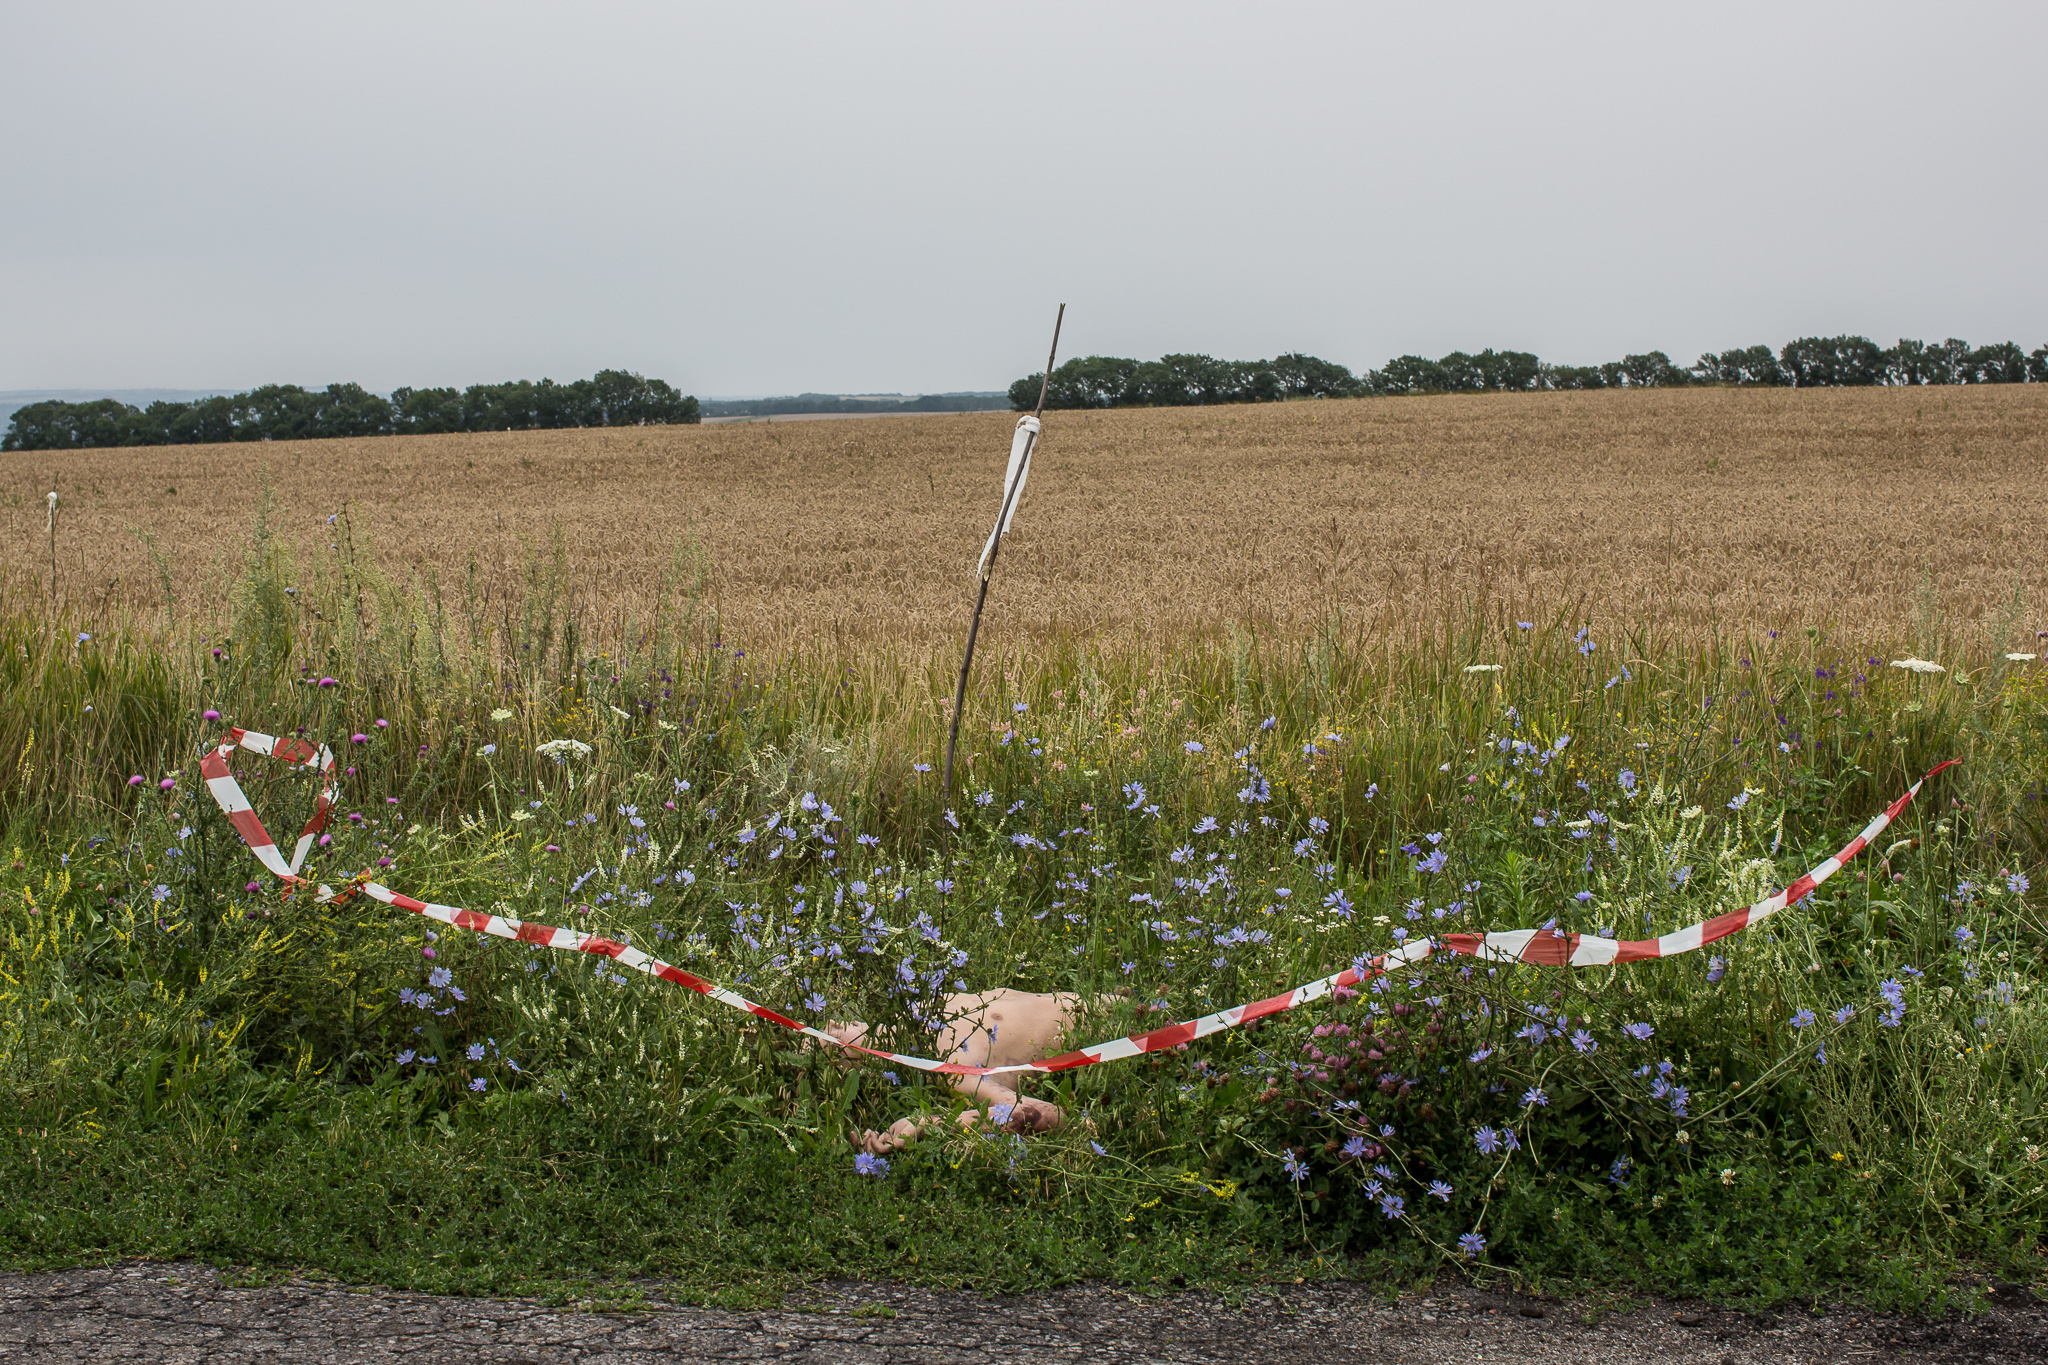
[976, 415, 1039, 581]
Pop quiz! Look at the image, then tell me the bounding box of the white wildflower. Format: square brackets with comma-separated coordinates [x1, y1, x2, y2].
[1462, 664, 1503, 673]
[536, 739, 593, 759]
[610, 705, 632, 720]
[1889, 658, 1946, 674]
[2007, 653, 2037, 662]
[490, 708, 515, 722]
[510, 810, 532, 823]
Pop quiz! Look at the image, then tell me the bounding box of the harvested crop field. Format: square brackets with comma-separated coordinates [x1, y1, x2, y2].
[11, 385, 2047, 654]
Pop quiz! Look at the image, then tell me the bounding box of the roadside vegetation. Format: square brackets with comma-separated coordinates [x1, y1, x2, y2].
[4, 495, 2044, 1308]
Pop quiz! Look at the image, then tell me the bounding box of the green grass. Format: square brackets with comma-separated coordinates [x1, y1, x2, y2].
[2, 537, 2046, 1310]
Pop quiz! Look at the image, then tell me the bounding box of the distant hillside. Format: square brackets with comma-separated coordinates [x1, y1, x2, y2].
[699, 392, 1009, 420]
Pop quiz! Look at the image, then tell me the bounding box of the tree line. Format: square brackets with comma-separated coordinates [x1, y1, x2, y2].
[1006, 353, 1364, 409]
[1011, 336, 2048, 408]
[1, 370, 698, 451]
[700, 392, 1008, 420]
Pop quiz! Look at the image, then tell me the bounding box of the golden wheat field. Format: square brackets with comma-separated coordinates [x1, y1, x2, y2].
[9, 385, 2047, 657]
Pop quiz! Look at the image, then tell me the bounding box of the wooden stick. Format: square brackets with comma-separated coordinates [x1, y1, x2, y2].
[943, 304, 1063, 796]
[46, 489, 58, 615]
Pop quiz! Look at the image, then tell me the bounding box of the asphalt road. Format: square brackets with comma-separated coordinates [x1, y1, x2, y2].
[3, 1262, 2042, 1363]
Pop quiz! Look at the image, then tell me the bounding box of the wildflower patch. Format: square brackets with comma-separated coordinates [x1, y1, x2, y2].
[200, 727, 1955, 1079]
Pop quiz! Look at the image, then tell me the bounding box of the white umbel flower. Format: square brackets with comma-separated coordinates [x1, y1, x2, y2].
[536, 738, 593, 758]
[1889, 658, 1946, 674]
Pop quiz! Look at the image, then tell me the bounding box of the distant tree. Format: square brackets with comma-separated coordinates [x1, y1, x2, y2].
[1434, 352, 1485, 393]
[236, 385, 315, 440]
[1962, 342, 2028, 385]
[1154, 354, 1258, 405]
[1473, 349, 1542, 392]
[1541, 364, 1607, 390]
[1780, 336, 1885, 387]
[1246, 361, 1284, 402]
[1269, 352, 1362, 398]
[311, 383, 397, 438]
[1617, 352, 1687, 388]
[1016, 352, 1355, 408]
[2031, 345, 2048, 383]
[2, 399, 121, 449]
[1367, 355, 1450, 395]
[532, 379, 581, 429]
[463, 380, 529, 431]
[392, 386, 464, 434]
[2, 370, 696, 450]
[165, 394, 240, 444]
[1928, 338, 1972, 385]
[1694, 345, 1784, 386]
[1129, 356, 1200, 406]
[1430, 349, 1541, 392]
[1883, 339, 1939, 386]
[1878, 338, 2029, 386]
[1016, 355, 1143, 410]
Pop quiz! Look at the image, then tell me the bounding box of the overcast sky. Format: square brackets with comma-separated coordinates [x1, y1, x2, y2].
[4, 2, 2042, 397]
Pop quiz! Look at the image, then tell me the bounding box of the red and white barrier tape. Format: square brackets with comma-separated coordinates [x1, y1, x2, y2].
[200, 729, 1952, 1076]
[1442, 758, 1959, 969]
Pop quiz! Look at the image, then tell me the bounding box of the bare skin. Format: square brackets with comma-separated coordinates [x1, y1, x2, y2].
[824, 989, 1081, 1155]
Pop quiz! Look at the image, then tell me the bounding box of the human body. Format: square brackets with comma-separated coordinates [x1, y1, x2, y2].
[826, 989, 1080, 1154]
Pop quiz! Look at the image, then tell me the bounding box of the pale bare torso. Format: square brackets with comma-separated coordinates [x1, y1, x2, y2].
[825, 989, 1084, 1154]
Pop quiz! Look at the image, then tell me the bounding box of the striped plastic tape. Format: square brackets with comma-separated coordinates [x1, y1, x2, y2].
[199, 728, 1952, 1077]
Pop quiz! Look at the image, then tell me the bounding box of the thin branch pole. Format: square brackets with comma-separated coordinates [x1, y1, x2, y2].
[942, 304, 1063, 797]
[46, 490, 58, 617]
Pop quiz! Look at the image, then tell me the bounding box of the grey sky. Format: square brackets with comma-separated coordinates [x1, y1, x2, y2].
[4, 1, 2042, 397]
